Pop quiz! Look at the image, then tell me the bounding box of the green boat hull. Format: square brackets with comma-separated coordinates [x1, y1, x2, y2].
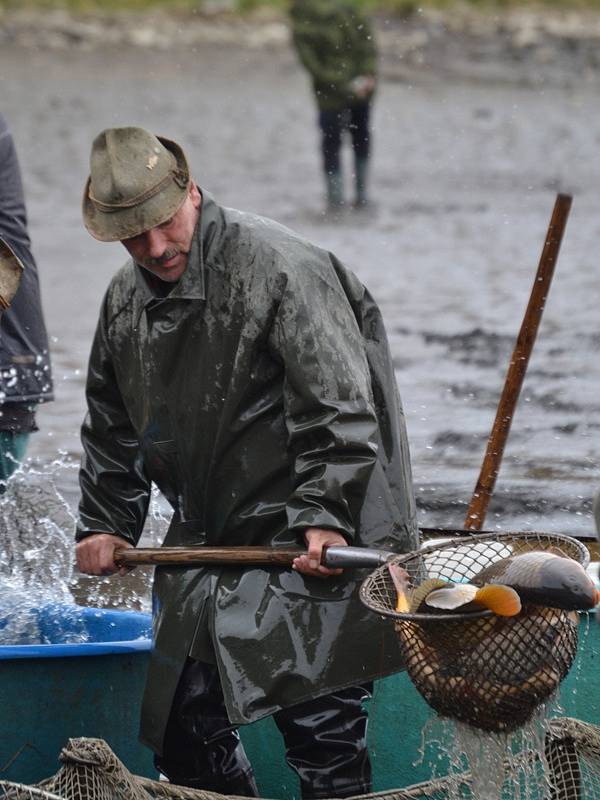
[0, 606, 599, 796]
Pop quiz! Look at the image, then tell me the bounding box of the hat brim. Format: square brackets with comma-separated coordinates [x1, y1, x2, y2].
[82, 136, 190, 243]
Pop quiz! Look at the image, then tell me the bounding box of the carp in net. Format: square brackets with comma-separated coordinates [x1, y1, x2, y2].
[359, 531, 592, 733]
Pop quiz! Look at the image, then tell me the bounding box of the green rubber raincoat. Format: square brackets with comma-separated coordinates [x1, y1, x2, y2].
[290, 0, 377, 111]
[77, 192, 417, 754]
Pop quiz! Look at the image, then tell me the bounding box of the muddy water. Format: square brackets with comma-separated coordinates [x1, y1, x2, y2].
[2, 37, 600, 574]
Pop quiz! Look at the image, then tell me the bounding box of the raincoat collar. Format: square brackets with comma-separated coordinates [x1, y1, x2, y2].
[131, 190, 222, 325]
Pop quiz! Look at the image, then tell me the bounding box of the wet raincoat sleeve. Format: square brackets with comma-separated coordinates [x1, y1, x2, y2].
[76, 293, 150, 545]
[269, 255, 378, 541]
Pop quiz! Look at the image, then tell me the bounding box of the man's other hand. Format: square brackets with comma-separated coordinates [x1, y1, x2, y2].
[292, 528, 347, 578]
[76, 533, 133, 577]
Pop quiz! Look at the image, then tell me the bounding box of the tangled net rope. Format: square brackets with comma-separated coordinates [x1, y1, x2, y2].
[1, 719, 600, 800]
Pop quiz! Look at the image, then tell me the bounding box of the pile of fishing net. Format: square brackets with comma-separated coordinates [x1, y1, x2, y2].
[0, 719, 600, 800]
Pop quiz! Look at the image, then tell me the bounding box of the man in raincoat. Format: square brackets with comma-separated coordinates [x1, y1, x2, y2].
[290, 0, 377, 209]
[76, 127, 417, 799]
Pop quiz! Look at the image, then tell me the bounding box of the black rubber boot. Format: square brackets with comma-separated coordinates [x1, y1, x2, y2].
[156, 742, 259, 796]
[156, 659, 259, 797]
[273, 684, 373, 800]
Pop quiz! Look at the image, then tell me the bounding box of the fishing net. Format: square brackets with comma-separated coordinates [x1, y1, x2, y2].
[2, 719, 600, 799]
[360, 532, 588, 733]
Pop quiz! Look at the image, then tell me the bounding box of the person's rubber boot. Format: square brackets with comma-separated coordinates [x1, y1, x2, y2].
[354, 157, 369, 209]
[325, 170, 344, 211]
[156, 743, 259, 798]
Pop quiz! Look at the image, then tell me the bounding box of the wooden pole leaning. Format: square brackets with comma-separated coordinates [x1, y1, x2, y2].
[464, 193, 573, 531]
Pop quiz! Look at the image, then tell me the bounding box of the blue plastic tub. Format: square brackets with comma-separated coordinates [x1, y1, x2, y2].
[0, 602, 152, 659]
[0, 603, 155, 785]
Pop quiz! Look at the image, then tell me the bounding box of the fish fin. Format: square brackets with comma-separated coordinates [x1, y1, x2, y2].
[425, 584, 478, 610]
[388, 563, 411, 613]
[396, 592, 410, 613]
[474, 584, 521, 617]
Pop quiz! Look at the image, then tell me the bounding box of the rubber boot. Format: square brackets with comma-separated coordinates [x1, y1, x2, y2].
[325, 170, 344, 210]
[156, 734, 259, 797]
[354, 157, 369, 208]
[156, 659, 260, 797]
[273, 684, 373, 800]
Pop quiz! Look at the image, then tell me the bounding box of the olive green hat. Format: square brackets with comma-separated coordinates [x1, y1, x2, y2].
[83, 126, 190, 242]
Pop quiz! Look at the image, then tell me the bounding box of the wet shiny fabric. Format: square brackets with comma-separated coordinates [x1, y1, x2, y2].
[158, 660, 372, 800]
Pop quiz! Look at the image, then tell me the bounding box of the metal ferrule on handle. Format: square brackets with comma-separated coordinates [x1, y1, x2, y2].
[321, 546, 396, 569]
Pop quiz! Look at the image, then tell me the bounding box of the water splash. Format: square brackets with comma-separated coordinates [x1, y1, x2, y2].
[0, 455, 170, 644]
[0, 454, 79, 644]
[72, 483, 170, 615]
[418, 707, 562, 800]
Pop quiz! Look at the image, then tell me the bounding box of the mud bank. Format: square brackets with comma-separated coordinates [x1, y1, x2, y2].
[3, 5, 600, 88]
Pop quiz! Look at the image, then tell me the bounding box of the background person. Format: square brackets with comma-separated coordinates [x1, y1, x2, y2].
[0, 113, 53, 490]
[290, 0, 377, 210]
[75, 126, 417, 798]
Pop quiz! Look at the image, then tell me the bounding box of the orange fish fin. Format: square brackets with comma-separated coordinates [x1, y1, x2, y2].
[388, 563, 411, 613]
[395, 592, 410, 613]
[474, 584, 521, 617]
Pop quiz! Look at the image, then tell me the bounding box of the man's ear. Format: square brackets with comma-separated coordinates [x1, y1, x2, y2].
[189, 182, 202, 209]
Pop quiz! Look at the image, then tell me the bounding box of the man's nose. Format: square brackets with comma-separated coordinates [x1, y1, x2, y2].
[145, 227, 167, 258]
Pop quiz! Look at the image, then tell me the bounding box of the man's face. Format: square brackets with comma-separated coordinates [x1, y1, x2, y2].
[121, 183, 201, 283]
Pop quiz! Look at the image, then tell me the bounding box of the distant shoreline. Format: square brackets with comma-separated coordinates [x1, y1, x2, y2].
[2, 5, 600, 86]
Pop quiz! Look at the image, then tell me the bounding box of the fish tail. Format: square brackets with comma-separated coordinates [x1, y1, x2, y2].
[474, 584, 522, 617]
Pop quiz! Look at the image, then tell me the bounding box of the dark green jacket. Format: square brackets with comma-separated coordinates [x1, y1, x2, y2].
[290, 0, 377, 111]
[0, 113, 53, 408]
[77, 193, 417, 754]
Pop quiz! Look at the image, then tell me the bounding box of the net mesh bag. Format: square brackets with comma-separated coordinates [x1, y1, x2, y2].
[0, 738, 238, 800]
[359, 532, 587, 733]
[3, 720, 600, 799]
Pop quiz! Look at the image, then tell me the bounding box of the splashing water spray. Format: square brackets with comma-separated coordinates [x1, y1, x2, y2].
[0, 456, 80, 643]
[0, 454, 169, 644]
